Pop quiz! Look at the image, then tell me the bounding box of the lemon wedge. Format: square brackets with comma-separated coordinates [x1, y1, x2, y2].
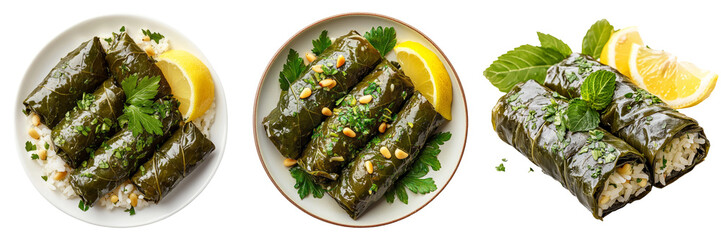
[628, 44, 717, 108]
[393, 41, 452, 120]
[600, 26, 644, 77]
[156, 50, 215, 121]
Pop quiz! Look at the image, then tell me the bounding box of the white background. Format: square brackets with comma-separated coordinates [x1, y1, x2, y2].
[2, 0, 719, 239]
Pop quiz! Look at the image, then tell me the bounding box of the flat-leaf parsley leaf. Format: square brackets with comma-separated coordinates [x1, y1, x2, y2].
[364, 26, 396, 56]
[278, 49, 306, 91]
[290, 166, 325, 199]
[385, 132, 451, 204]
[311, 30, 332, 56]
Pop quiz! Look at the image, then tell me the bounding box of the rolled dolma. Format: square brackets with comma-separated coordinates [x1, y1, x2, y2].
[263, 31, 382, 159]
[23, 37, 109, 128]
[131, 122, 215, 202]
[544, 53, 709, 187]
[70, 98, 182, 206]
[297, 60, 413, 181]
[51, 78, 125, 168]
[106, 32, 171, 99]
[328, 92, 447, 219]
[492, 80, 652, 219]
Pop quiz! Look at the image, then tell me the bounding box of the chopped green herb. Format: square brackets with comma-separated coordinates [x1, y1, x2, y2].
[529, 168, 535, 173]
[41, 176, 48, 181]
[125, 206, 135, 216]
[31, 154, 39, 160]
[78, 200, 90, 212]
[495, 163, 506, 172]
[141, 29, 164, 44]
[25, 141, 37, 152]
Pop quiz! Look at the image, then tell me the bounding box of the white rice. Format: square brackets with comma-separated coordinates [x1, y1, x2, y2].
[653, 133, 704, 186]
[598, 163, 649, 216]
[24, 31, 216, 213]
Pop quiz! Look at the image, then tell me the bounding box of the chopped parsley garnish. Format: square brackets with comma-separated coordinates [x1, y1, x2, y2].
[529, 168, 535, 173]
[625, 89, 662, 105]
[125, 206, 136, 216]
[44, 142, 50, 150]
[31, 154, 39, 160]
[278, 49, 306, 91]
[118, 75, 162, 136]
[385, 132, 451, 204]
[119, 26, 125, 32]
[41, 176, 48, 181]
[25, 141, 37, 152]
[78, 200, 90, 212]
[311, 30, 332, 56]
[364, 26, 396, 56]
[290, 166, 325, 199]
[141, 29, 164, 44]
[495, 163, 506, 172]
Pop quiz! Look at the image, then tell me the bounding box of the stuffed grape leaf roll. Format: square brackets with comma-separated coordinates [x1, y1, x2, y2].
[105, 32, 171, 99]
[51, 78, 125, 168]
[297, 60, 413, 182]
[23, 37, 109, 128]
[131, 122, 215, 202]
[263, 31, 382, 159]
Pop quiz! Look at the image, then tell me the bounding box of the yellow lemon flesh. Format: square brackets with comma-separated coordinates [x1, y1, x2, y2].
[393, 41, 453, 120]
[600, 26, 644, 77]
[628, 44, 717, 109]
[156, 50, 215, 121]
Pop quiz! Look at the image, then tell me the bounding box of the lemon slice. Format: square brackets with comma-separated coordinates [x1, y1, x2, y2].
[156, 50, 215, 121]
[628, 44, 717, 108]
[600, 27, 644, 77]
[393, 41, 453, 120]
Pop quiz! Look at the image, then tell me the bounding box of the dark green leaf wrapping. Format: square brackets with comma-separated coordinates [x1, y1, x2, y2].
[131, 122, 215, 202]
[492, 80, 651, 219]
[105, 32, 171, 99]
[263, 31, 382, 159]
[70, 98, 182, 206]
[328, 92, 446, 219]
[297, 60, 413, 181]
[544, 53, 710, 187]
[51, 79, 125, 168]
[23, 37, 109, 128]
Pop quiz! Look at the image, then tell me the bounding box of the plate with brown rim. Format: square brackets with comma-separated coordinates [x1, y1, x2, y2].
[253, 12, 467, 227]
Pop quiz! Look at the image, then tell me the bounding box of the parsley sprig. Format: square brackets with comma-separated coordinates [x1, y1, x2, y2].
[364, 26, 396, 56]
[118, 75, 163, 136]
[289, 166, 325, 199]
[385, 132, 451, 204]
[278, 49, 306, 91]
[311, 30, 332, 56]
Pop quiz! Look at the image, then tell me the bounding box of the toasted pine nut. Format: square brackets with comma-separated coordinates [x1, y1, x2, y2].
[38, 149, 47, 160]
[337, 55, 346, 68]
[379, 147, 391, 159]
[395, 149, 409, 159]
[31, 114, 41, 126]
[616, 163, 632, 176]
[28, 128, 40, 140]
[144, 45, 155, 56]
[306, 52, 317, 63]
[358, 95, 373, 104]
[110, 195, 119, 204]
[322, 107, 332, 116]
[129, 193, 138, 207]
[378, 122, 387, 133]
[599, 195, 610, 205]
[283, 158, 297, 167]
[142, 35, 150, 42]
[319, 79, 336, 88]
[312, 64, 323, 73]
[300, 88, 312, 99]
[53, 171, 67, 181]
[330, 156, 344, 162]
[343, 127, 356, 138]
[364, 161, 373, 174]
[638, 178, 648, 187]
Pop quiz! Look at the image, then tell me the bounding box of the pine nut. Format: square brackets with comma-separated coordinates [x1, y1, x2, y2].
[343, 127, 356, 138]
[322, 107, 332, 116]
[142, 35, 150, 42]
[110, 195, 119, 204]
[38, 149, 47, 160]
[395, 149, 409, 159]
[617, 163, 632, 176]
[312, 64, 323, 73]
[358, 95, 373, 104]
[53, 171, 67, 181]
[379, 147, 391, 159]
[319, 79, 336, 88]
[365, 161, 373, 174]
[330, 156, 345, 162]
[337, 55, 345, 68]
[306, 52, 317, 63]
[144, 45, 155, 56]
[31, 114, 41, 126]
[283, 158, 297, 167]
[129, 193, 138, 207]
[300, 87, 312, 99]
[599, 195, 610, 205]
[638, 178, 648, 187]
[378, 122, 387, 133]
[28, 128, 40, 139]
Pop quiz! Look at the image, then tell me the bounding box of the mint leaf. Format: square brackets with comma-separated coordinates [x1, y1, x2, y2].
[582, 19, 614, 59]
[141, 29, 164, 44]
[364, 26, 396, 56]
[311, 30, 332, 56]
[278, 49, 306, 91]
[537, 32, 572, 57]
[289, 166, 325, 199]
[386, 132, 450, 204]
[484, 45, 566, 92]
[580, 70, 616, 110]
[566, 99, 600, 132]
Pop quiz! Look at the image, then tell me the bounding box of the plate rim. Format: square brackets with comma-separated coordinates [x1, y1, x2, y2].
[13, 13, 228, 228]
[252, 12, 469, 228]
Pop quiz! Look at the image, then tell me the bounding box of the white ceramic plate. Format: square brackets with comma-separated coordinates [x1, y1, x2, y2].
[14, 15, 227, 227]
[254, 13, 468, 227]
